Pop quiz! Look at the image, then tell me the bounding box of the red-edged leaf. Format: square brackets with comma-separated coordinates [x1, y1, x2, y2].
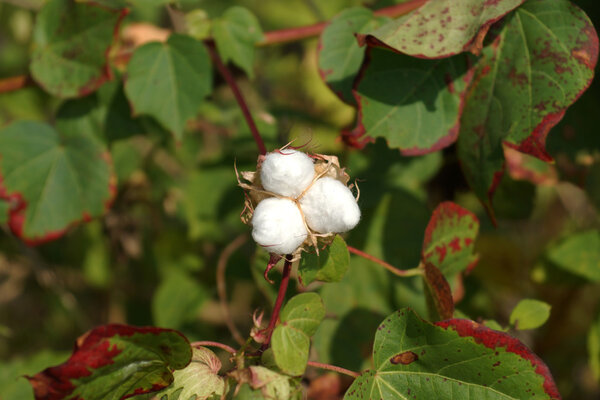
[27, 324, 192, 400]
[435, 318, 560, 399]
[504, 146, 558, 185]
[457, 0, 598, 218]
[0, 121, 116, 245]
[423, 262, 454, 320]
[358, 0, 525, 59]
[353, 48, 474, 155]
[344, 308, 560, 399]
[422, 201, 479, 276]
[30, 0, 127, 98]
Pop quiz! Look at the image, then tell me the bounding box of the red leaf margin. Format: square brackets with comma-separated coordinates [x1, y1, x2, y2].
[0, 151, 117, 246]
[26, 324, 191, 400]
[435, 318, 561, 399]
[421, 201, 479, 273]
[349, 47, 476, 155]
[31, 3, 129, 99]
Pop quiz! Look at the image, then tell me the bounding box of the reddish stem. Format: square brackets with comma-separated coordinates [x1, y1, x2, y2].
[205, 41, 267, 155]
[306, 361, 360, 378]
[259, 0, 426, 46]
[191, 340, 237, 354]
[347, 245, 423, 277]
[261, 254, 293, 349]
[0, 75, 33, 94]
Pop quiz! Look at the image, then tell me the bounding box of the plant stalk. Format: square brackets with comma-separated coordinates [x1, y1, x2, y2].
[347, 245, 423, 277]
[261, 254, 293, 349]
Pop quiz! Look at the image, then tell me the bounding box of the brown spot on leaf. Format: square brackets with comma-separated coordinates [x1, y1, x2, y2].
[390, 351, 418, 365]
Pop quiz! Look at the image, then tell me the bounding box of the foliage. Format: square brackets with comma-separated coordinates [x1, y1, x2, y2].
[0, 0, 599, 399]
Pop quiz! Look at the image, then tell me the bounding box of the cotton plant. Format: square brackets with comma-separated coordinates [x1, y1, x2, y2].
[237, 147, 360, 259]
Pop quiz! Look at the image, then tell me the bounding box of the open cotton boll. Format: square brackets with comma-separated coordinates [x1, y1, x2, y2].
[251, 197, 308, 255]
[299, 177, 360, 233]
[260, 149, 315, 198]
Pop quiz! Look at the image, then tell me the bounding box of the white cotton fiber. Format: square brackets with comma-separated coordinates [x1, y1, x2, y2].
[299, 177, 360, 233]
[252, 197, 308, 255]
[260, 149, 315, 198]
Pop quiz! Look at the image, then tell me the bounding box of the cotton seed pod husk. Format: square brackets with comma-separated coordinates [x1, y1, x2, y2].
[236, 147, 357, 257]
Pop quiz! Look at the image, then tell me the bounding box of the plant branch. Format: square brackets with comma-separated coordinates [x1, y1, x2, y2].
[258, 0, 426, 46]
[191, 340, 237, 354]
[205, 41, 267, 155]
[306, 361, 360, 378]
[261, 254, 293, 350]
[347, 245, 423, 277]
[216, 234, 248, 346]
[0, 75, 34, 94]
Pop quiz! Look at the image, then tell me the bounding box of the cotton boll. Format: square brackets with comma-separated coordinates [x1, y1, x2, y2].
[260, 149, 315, 198]
[299, 177, 360, 233]
[252, 197, 308, 254]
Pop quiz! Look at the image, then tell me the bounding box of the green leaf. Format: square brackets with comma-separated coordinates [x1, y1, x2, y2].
[458, 0, 598, 214]
[56, 80, 144, 143]
[124, 34, 212, 140]
[28, 325, 192, 400]
[344, 308, 560, 400]
[422, 202, 479, 277]
[354, 48, 473, 155]
[318, 7, 383, 105]
[30, 0, 126, 98]
[546, 230, 600, 282]
[589, 311, 600, 382]
[299, 235, 350, 285]
[143, 346, 225, 400]
[212, 6, 263, 78]
[509, 299, 551, 330]
[0, 121, 114, 244]
[360, 0, 524, 58]
[271, 293, 325, 376]
[152, 270, 208, 329]
[0, 200, 8, 225]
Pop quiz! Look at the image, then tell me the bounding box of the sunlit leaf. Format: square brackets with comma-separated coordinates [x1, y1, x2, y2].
[360, 0, 524, 58]
[509, 299, 551, 330]
[345, 308, 560, 400]
[271, 293, 325, 376]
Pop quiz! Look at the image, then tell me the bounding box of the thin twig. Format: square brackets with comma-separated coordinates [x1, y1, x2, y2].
[347, 245, 423, 277]
[261, 254, 293, 349]
[306, 361, 360, 378]
[191, 340, 237, 354]
[205, 41, 267, 155]
[0, 75, 33, 93]
[216, 234, 248, 346]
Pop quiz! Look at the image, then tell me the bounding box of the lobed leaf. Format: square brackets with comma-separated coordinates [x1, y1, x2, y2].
[422, 201, 479, 277]
[509, 299, 551, 330]
[212, 6, 264, 78]
[345, 308, 560, 400]
[354, 48, 474, 155]
[28, 324, 192, 400]
[30, 0, 126, 98]
[271, 293, 325, 376]
[359, 0, 524, 59]
[124, 34, 212, 141]
[139, 346, 225, 400]
[298, 235, 350, 286]
[0, 121, 115, 244]
[458, 0, 598, 216]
